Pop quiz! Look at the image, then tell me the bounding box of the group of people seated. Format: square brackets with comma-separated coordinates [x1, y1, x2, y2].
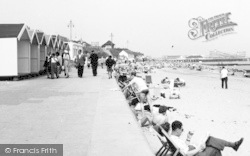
[114, 62, 243, 156]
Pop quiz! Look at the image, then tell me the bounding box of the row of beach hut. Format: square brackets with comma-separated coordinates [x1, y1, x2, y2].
[0, 24, 70, 77]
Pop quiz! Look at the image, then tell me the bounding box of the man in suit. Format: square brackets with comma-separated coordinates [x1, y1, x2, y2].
[75, 50, 85, 78]
[89, 50, 99, 76]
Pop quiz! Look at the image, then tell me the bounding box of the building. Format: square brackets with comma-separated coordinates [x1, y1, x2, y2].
[28, 29, 40, 73]
[67, 41, 83, 60]
[209, 50, 246, 58]
[44, 34, 54, 55]
[119, 49, 135, 61]
[101, 40, 115, 50]
[0, 24, 31, 76]
[36, 31, 47, 71]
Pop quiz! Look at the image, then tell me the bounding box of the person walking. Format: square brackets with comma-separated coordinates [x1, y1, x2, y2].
[100, 57, 105, 69]
[44, 52, 51, 79]
[50, 53, 59, 79]
[75, 50, 85, 78]
[105, 55, 115, 79]
[89, 50, 99, 76]
[220, 66, 228, 89]
[56, 52, 62, 76]
[63, 50, 70, 78]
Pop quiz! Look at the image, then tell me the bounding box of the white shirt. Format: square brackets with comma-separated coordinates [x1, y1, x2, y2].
[51, 57, 58, 63]
[171, 135, 189, 154]
[152, 114, 168, 126]
[221, 68, 228, 78]
[129, 77, 148, 92]
[63, 53, 70, 60]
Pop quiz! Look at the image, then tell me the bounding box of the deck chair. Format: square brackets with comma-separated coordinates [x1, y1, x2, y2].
[159, 126, 185, 156]
[153, 126, 170, 156]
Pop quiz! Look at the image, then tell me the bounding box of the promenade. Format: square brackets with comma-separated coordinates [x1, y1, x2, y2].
[0, 67, 154, 156]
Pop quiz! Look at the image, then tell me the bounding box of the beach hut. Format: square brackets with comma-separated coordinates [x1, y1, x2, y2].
[63, 42, 70, 52]
[0, 24, 31, 76]
[51, 35, 58, 53]
[57, 39, 63, 54]
[57, 35, 69, 55]
[28, 30, 40, 73]
[45, 35, 53, 55]
[37, 31, 47, 71]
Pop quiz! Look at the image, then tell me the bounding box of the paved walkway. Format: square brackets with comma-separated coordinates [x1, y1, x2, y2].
[0, 67, 153, 156]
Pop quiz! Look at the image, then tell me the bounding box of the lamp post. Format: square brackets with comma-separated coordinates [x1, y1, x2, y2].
[68, 20, 74, 41]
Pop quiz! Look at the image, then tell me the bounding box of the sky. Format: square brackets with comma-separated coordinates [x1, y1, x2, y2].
[0, 0, 250, 57]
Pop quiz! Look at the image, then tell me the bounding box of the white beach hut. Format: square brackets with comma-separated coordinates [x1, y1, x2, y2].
[63, 42, 70, 52]
[45, 35, 53, 55]
[28, 30, 40, 73]
[58, 39, 63, 54]
[37, 31, 47, 71]
[51, 35, 58, 53]
[0, 24, 31, 76]
[57, 35, 69, 55]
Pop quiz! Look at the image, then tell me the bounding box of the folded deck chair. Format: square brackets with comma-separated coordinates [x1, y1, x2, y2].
[159, 126, 185, 156]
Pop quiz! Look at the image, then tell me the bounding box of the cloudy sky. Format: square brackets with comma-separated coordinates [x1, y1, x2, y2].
[0, 0, 250, 57]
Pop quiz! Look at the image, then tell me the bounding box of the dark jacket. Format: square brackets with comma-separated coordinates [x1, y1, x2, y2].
[76, 54, 86, 66]
[106, 58, 115, 68]
[89, 53, 99, 65]
[44, 55, 51, 67]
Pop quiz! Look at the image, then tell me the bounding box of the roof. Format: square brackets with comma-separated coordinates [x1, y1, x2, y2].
[166, 55, 182, 59]
[36, 31, 47, 46]
[101, 40, 115, 47]
[186, 55, 203, 59]
[0, 24, 24, 38]
[57, 35, 69, 42]
[28, 30, 35, 40]
[63, 43, 70, 50]
[123, 49, 135, 55]
[51, 35, 58, 48]
[110, 48, 123, 58]
[44, 35, 53, 47]
[28, 30, 39, 44]
[36, 31, 44, 43]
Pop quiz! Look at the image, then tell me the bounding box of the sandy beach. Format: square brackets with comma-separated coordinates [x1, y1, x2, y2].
[144, 67, 250, 156]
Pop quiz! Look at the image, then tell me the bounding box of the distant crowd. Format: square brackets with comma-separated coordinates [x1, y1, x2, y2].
[43, 50, 116, 79]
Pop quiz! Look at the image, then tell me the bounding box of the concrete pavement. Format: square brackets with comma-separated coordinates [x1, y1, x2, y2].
[0, 67, 154, 156]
